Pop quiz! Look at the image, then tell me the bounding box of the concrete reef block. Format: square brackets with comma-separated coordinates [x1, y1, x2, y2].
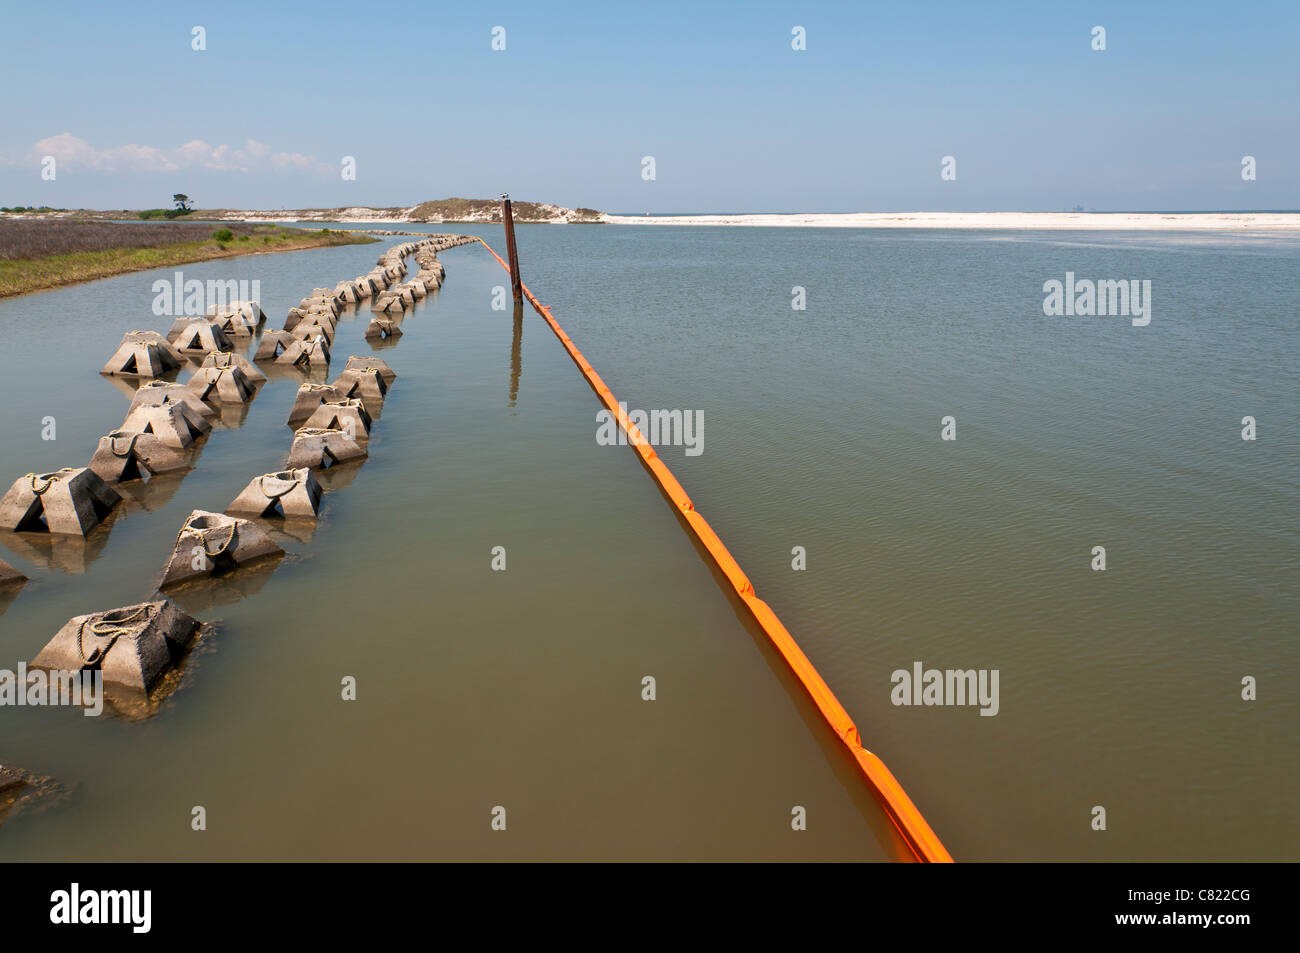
[121, 400, 212, 449]
[331, 367, 388, 413]
[31, 599, 199, 692]
[304, 398, 372, 444]
[253, 330, 295, 362]
[186, 365, 257, 405]
[353, 275, 380, 297]
[344, 356, 396, 385]
[290, 318, 335, 345]
[159, 509, 284, 588]
[0, 557, 27, 587]
[170, 320, 233, 355]
[128, 380, 218, 419]
[311, 286, 345, 305]
[286, 427, 367, 469]
[364, 316, 402, 340]
[287, 382, 342, 426]
[227, 468, 323, 520]
[374, 292, 407, 314]
[100, 331, 184, 378]
[206, 300, 265, 325]
[163, 317, 195, 342]
[89, 430, 190, 482]
[300, 307, 339, 329]
[201, 350, 267, 386]
[211, 310, 258, 337]
[286, 301, 339, 328]
[334, 280, 360, 304]
[0, 467, 121, 537]
[276, 338, 331, 371]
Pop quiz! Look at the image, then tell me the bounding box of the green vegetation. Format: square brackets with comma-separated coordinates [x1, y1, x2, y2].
[0, 221, 376, 298]
[137, 208, 193, 220]
[407, 197, 604, 223]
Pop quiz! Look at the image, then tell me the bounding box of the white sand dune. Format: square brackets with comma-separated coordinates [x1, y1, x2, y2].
[601, 211, 1300, 230]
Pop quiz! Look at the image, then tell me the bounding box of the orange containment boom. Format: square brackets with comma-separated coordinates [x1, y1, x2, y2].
[475, 237, 953, 863]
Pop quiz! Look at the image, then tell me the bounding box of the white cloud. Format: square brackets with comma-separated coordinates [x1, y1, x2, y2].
[7, 133, 329, 175]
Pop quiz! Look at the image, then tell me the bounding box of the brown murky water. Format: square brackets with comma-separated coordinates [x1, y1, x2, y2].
[2, 224, 1296, 861]
[0, 228, 906, 861]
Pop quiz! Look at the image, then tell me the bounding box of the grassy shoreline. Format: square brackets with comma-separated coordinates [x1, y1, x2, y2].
[0, 225, 377, 299]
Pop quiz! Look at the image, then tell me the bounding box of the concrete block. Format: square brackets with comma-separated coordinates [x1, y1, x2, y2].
[364, 316, 402, 340]
[287, 382, 342, 426]
[163, 316, 196, 342]
[89, 430, 191, 482]
[186, 365, 257, 405]
[253, 330, 296, 362]
[335, 280, 360, 304]
[159, 509, 285, 588]
[31, 599, 199, 692]
[100, 331, 184, 378]
[201, 350, 267, 385]
[211, 310, 258, 337]
[303, 398, 371, 444]
[205, 300, 265, 326]
[226, 467, 323, 520]
[121, 400, 212, 448]
[375, 292, 407, 314]
[290, 318, 335, 345]
[330, 367, 388, 414]
[286, 302, 339, 330]
[275, 337, 331, 371]
[344, 356, 396, 385]
[0, 467, 121, 537]
[311, 286, 345, 306]
[127, 380, 218, 420]
[286, 427, 367, 469]
[171, 320, 233, 355]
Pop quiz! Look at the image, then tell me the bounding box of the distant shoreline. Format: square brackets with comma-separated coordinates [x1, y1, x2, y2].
[7, 208, 1300, 231]
[600, 211, 1300, 230]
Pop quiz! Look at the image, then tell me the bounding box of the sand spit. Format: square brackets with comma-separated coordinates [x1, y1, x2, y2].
[600, 211, 1300, 230]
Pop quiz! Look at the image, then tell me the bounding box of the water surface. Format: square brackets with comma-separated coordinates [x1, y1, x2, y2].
[1, 224, 1295, 861]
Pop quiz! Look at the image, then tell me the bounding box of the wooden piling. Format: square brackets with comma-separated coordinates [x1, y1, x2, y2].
[501, 194, 523, 304]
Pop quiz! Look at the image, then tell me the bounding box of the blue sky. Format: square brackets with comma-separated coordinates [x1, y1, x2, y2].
[1, 0, 1296, 212]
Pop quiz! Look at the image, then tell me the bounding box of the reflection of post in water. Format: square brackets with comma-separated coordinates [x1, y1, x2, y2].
[508, 301, 523, 407]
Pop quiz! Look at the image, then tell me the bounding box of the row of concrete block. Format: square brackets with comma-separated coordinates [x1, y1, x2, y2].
[364, 236, 467, 339]
[0, 360, 265, 539]
[0, 352, 398, 542]
[102, 317, 330, 379]
[5, 238, 462, 709]
[282, 356, 394, 468]
[37, 361, 403, 690]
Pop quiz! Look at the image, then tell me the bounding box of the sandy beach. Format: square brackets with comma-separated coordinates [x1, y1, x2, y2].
[601, 211, 1300, 230]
